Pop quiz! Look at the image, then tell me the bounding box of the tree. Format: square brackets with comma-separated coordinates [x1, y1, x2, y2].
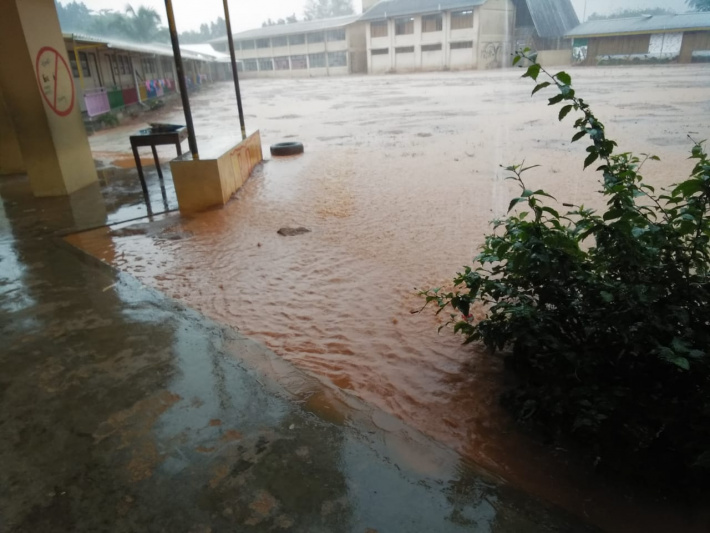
[55, 1, 92, 32]
[303, 0, 354, 21]
[588, 7, 675, 20]
[123, 5, 163, 42]
[686, 0, 710, 11]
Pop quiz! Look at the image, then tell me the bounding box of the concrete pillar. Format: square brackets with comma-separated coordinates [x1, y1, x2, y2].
[0, 85, 25, 175]
[443, 11, 451, 68]
[0, 0, 97, 196]
[414, 16, 422, 69]
[389, 19, 396, 71]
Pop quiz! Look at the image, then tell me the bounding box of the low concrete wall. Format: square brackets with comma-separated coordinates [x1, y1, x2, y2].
[170, 131, 263, 213]
[537, 49, 572, 67]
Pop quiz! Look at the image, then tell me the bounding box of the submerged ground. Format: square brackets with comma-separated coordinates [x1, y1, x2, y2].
[66, 64, 710, 532]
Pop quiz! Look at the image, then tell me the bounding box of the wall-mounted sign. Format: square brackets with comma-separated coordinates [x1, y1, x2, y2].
[35, 46, 75, 117]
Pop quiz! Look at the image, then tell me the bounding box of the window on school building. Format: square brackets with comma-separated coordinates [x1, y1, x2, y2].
[274, 56, 290, 70]
[371, 48, 389, 55]
[142, 57, 156, 73]
[328, 51, 347, 67]
[451, 10, 474, 30]
[422, 14, 443, 33]
[291, 55, 307, 69]
[231, 41, 241, 50]
[421, 43, 442, 52]
[243, 59, 258, 71]
[272, 36, 288, 47]
[308, 53, 326, 68]
[395, 46, 414, 54]
[450, 41, 473, 49]
[70, 51, 91, 78]
[258, 58, 273, 70]
[371, 21, 388, 38]
[256, 38, 270, 48]
[307, 32, 325, 44]
[289, 34, 306, 45]
[327, 29, 346, 42]
[395, 17, 414, 35]
[241, 40, 255, 50]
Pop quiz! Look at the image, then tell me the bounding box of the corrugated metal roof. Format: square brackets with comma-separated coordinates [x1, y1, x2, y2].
[566, 13, 710, 38]
[360, 0, 485, 21]
[523, 0, 579, 38]
[211, 14, 361, 43]
[64, 33, 221, 61]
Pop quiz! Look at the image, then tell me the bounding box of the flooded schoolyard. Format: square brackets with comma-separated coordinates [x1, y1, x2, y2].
[73, 64, 710, 532]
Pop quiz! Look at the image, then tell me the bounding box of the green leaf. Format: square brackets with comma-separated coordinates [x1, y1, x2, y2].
[673, 357, 690, 371]
[571, 131, 586, 143]
[555, 71, 572, 85]
[512, 55, 522, 66]
[559, 105, 573, 121]
[508, 197, 525, 213]
[523, 63, 541, 81]
[584, 152, 599, 169]
[548, 94, 564, 106]
[600, 291, 613, 303]
[531, 81, 551, 96]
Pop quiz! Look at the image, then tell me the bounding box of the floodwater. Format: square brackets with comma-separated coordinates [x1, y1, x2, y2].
[74, 65, 710, 532]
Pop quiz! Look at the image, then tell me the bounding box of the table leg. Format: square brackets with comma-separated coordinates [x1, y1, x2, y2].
[151, 145, 164, 182]
[176, 141, 182, 156]
[132, 145, 150, 201]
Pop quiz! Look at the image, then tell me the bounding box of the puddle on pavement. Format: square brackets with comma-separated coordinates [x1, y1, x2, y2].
[65, 145, 710, 532]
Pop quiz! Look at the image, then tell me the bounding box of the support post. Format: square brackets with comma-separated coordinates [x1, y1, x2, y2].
[222, 0, 247, 140]
[164, 0, 199, 158]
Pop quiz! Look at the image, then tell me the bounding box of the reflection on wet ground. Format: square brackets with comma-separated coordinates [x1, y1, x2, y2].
[66, 66, 710, 532]
[0, 174, 597, 531]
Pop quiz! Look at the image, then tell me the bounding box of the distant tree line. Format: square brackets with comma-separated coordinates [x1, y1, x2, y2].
[687, 0, 710, 11]
[54, 1, 226, 44]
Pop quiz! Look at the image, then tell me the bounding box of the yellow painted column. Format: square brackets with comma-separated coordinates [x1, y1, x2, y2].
[0, 0, 97, 196]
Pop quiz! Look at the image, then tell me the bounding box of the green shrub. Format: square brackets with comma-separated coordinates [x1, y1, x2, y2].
[421, 49, 710, 484]
[98, 112, 120, 128]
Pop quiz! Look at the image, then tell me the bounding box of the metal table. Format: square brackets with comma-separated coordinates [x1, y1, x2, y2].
[129, 126, 187, 212]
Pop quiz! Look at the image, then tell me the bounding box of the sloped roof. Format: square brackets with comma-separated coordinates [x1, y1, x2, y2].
[64, 32, 223, 61]
[523, 0, 578, 38]
[359, 0, 577, 38]
[211, 14, 361, 43]
[360, 0, 485, 21]
[566, 13, 710, 38]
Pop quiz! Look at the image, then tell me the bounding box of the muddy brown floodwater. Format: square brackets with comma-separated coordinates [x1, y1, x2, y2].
[73, 65, 710, 532]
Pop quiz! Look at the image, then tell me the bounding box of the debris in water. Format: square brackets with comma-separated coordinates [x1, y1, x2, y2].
[277, 227, 311, 237]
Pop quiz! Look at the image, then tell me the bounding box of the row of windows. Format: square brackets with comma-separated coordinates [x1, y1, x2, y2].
[237, 29, 346, 50]
[371, 41, 473, 55]
[242, 51, 348, 71]
[371, 10, 474, 38]
[69, 51, 178, 81]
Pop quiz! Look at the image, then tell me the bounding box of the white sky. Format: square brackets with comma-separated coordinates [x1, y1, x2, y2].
[72, 0, 692, 32]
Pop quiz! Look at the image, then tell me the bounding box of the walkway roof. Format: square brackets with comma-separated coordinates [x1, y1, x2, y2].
[63, 33, 230, 62]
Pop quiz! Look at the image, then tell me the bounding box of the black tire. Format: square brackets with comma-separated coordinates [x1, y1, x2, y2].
[270, 142, 304, 157]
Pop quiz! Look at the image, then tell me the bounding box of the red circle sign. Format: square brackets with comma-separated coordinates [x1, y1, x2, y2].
[35, 46, 75, 117]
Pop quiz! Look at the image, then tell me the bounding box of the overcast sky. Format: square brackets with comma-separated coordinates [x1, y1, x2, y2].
[73, 0, 692, 32]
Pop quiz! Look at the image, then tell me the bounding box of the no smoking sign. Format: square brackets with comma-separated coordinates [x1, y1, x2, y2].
[35, 46, 75, 117]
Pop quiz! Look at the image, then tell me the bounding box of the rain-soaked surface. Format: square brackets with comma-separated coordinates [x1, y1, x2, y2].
[1, 174, 597, 532]
[71, 65, 710, 532]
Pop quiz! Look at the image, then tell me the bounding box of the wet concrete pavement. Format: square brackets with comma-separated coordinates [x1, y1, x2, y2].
[0, 171, 596, 532]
